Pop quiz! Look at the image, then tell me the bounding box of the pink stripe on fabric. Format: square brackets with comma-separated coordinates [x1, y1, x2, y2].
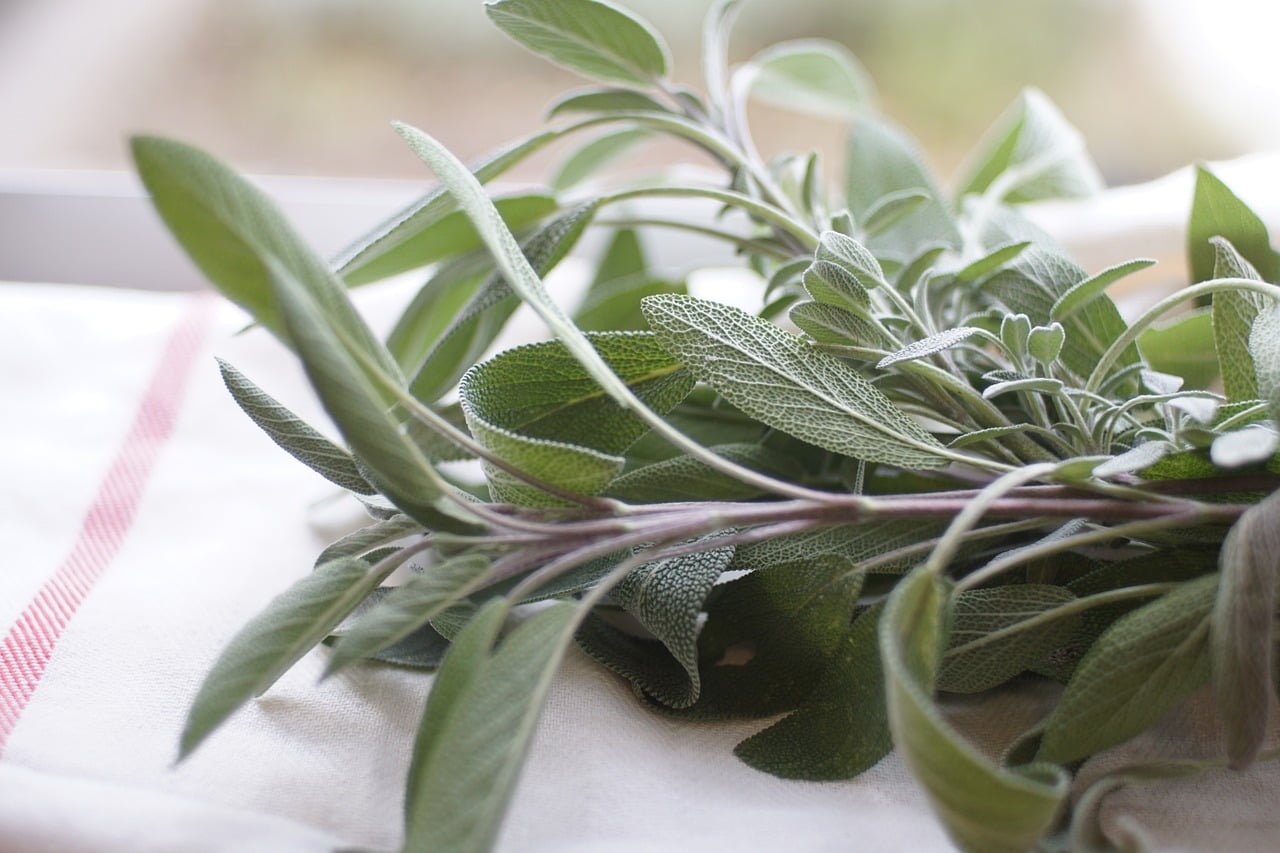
[0, 296, 213, 753]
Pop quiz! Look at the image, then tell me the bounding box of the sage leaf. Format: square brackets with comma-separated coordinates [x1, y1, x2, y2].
[131, 137, 399, 381]
[573, 229, 685, 332]
[860, 189, 929, 239]
[486, 0, 670, 86]
[955, 88, 1101, 205]
[877, 327, 983, 369]
[336, 129, 562, 283]
[881, 568, 1068, 853]
[459, 332, 693, 504]
[1050, 258, 1156, 323]
[606, 443, 801, 503]
[741, 39, 873, 119]
[1249, 302, 1280, 421]
[181, 557, 387, 758]
[938, 585, 1078, 694]
[735, 603, 890, 780]
[982, 377, 1064, 400]
[789, 300, 880, 347]
[552, 127, 649, 191]
[1212, 490, 1280, 768]
[1037, 575, 1218, 764]
[326, 555, 491, 676]
[844, 115, 961, 262]
[386, 252, 490, 371]
[546, 86, 671, 118]
[404, 600, 579, 853]
[409, 203, 600, 403]
[217, 359, 374, 495]
[1188, 165, 1280, 284]
[815, 229, 888, 291]
[1142, 308, 1218, 390]
[267, 262, 475, 531]
[953, 241, 1031, 283]
[315, 515, 422, 567]
[641, 294, 950, 469]
[578, 543, 734, 708]
[1211, 237, 1267, 401]
[1091, 441, 1174, 479]
[735, 520, 931, 574]
[1210, 425, 1278, 469]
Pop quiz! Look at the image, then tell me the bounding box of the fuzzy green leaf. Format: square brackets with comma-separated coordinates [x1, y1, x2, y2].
[1050, 258, 1156, 323]
[641, 294, 950, 469]
[552, 127, 649, 191]
[404, 599, 579, 853]
[1141, 308, 1218, 390]
[546, 86, 671, 118]
[315, 515, 423, 567]
[459, 332, 693, 504]
[1188, 166, 1280, 284]
[607, 443, 801, 503]
[955, 88, 1101, 205]
[1212, 490, 1280, 768]
[486, 0, 670, 85]
[573, 229, 685, 332]
[217, 359, 374, 495]
[878, 327, 982, 369]
[1038, 575, 1218, 764]
[409, 203, 600, 403]
[789, 300, 880, 347]
[1211, 237, 1267, 400]
[953, 241, 1030, 283]
[881, 568, 1068, 853]
[735, 603, 889, 780]
[742, 39, 873, 119]
[326, 555, 491, 676]
[181, 557, 386, 758]
[938, 585, 1078, 694]
[1249, 302, 1280, 421]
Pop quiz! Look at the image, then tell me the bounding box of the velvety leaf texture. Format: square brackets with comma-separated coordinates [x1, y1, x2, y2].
[641, 294, 950, 469]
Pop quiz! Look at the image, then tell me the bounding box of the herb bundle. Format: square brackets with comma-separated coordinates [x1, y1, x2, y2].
[133, 1, 1280, 850]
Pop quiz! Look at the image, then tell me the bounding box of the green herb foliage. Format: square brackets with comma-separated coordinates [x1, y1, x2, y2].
[135, 2, 1280, 850]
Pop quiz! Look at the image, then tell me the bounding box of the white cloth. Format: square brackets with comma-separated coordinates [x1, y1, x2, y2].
[3, 184, 1280, 851]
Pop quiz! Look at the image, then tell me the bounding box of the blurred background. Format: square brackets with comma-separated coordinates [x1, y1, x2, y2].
[2, 0, 1279, 187]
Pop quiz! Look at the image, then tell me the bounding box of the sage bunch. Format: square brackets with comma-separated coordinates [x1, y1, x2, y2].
[133, 1, 1280, 850]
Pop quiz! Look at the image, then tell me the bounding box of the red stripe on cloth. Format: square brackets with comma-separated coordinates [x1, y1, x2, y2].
[0, 296, 214, 753]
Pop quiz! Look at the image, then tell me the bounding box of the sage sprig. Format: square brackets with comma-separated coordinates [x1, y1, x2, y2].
[135, 1, 1280, 850]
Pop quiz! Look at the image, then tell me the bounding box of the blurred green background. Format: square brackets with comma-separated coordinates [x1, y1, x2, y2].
[0, 0, 1272, 188]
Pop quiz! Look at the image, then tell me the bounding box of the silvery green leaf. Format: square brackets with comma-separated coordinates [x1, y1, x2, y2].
[578, 543, 735, 708]
[325, 555, 491, 676]
[573, 228, 685, 332]
[386, 253, 491, 371]
[1091, 441, 1174, 479]
[1141, 369, 1184, 396]
[1210, 425, 1279, 469]
[984, 248, 1138, 383]
[315, 515, 423, 567]
[1050, 258, 1156, 323]
[546, 86, 671, 118]
[1140, 308, 1218, 390]
[845, 115, 961, 262]
[1188, 166, 1280, 284]
[552, 127, 649, 191]
[1037, 575, 1218, 764]
[485, 0, 670, 85]
[877, 327, 983, 369]
[735, 519, 933, 574]
[459, 332, 693, 505]
[938, 585, 1077, 694]
[641, 294, 951, 470]
[607, 443, 801, 503]
[344, 193, 556, 286]
[1026, 323, 1065, 366]
[735, 603, 890, 779]
[1212, 490, 1280, 768]
[999, 312, 1032, 360]
[789, 300, 880, 347]
[741, 39, 873, 119]
[335, 129, 562, 284]
[982, 377, 1064, 401]
[881, 568, 1068, 853]
[181, 557, 388, 758]
[1249, 302, 1280, 421]
[266, 264, 474, 531]
[1210, 237, 1268, 401]
[816, 229, 887, 289]
[895, 243, 949, 293]
[1166, 395, 1220, 425]
[859, 189, 929, 239]
[131, 137, 400, 382]
[954, 241, 1031, 283]
[955, 88, 1102, 204]
[405, 599, 579, 853]
[803, 260, 871, 315]
[409, 203, 600, 402]
[217, 359, 374, 495]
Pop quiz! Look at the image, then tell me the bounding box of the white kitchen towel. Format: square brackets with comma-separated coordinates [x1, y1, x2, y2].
[1, 269, 1277, 851]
